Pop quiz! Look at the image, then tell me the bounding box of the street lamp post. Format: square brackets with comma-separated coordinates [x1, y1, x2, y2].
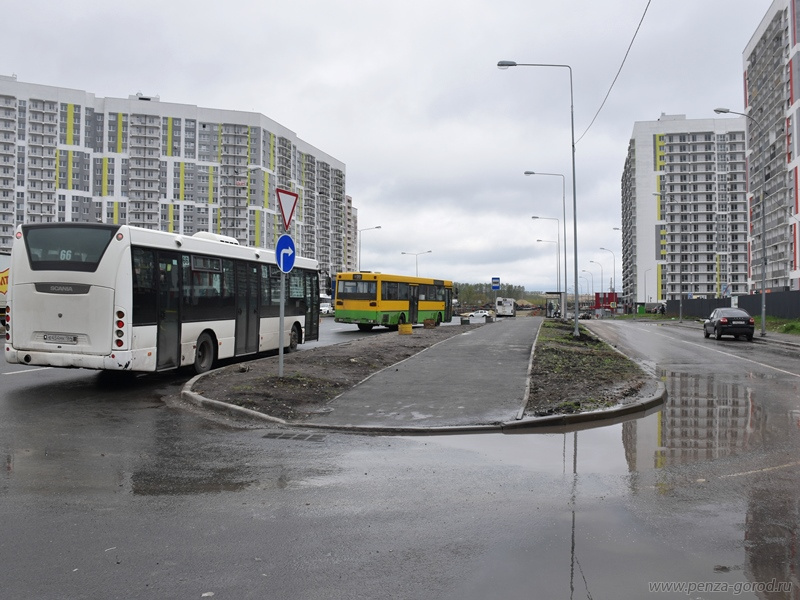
[400, 250, 432, 277]
[581, 270, 594, 312]
[537, 239, 559, 309]
[532, 216, 561, 299]
[526, 172, 567, 319]
[358, 225, 381, 272]
[653, 192, 683, 321]
[589, 260, 604, 314]
[599, 247, 616, 317]
[580, 275, 590, 297]
[715, 107, 767, 337]
[501, 60, 579, 337]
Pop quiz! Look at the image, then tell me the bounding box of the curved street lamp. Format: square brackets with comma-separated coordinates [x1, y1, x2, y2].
[532, 216, 561, 298]
[715, 107, 767, 337]
[537, 239, 559, 300]
[527, 171, 568, 317]
[357, 225, 381, 271]
[500, 60, 580, 337]
[581, 270, 594, 302]
[401, 250, 432, 277]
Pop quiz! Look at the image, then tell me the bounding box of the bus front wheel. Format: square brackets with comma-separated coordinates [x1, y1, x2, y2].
[357, 324, 374, 332]
[194, 332, 216, 374]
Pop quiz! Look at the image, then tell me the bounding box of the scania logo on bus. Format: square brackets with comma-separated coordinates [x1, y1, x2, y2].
[35, 283, 91, 295]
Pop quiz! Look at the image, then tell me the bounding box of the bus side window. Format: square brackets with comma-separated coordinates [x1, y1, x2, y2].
[132, 247, 157, 325]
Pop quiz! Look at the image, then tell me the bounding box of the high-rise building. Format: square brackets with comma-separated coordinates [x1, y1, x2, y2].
[743, 0, 799, 293]
[621, 114, 748, 306]
[0, 75, 353, 278]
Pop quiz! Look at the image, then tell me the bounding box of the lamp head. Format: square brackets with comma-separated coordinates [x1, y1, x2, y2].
[523, 170, 535, 176]
[714, 108, 730, 114]
[497, 60, 517, 69]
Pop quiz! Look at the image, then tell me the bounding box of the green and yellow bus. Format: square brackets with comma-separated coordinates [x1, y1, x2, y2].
[334, 272, 455, 331]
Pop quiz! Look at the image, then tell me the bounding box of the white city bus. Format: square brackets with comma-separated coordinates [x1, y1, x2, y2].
[5, 223, 320, 374]
[495, 297, 516, 317]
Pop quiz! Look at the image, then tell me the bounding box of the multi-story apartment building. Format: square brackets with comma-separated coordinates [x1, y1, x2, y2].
[0, 75, 355, 278]
[743, 0, 799, 293]
[344, 196, 357, 272]
[621, 114, 748, 306]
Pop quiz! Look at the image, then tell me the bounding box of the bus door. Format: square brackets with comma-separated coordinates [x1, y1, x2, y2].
[156, 251, 181, 370]
[235, 262, 259, 355]
[408, 285, 419, 323]
[304, 270, 320, 341]
[444, 288, 453, 322]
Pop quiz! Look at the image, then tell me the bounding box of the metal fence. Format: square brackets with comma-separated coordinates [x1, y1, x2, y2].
[663, 290, 800, 320]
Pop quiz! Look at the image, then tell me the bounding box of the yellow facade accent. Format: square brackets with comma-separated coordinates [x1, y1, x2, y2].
[655, 134, 666, 171]
[102, 157, 109, 197]
[66, 104, 74, 145]
[167, 118, 173, 157]
[113, 201, 119, 224]
[168, 204, 174, 233]
[208, 166, 215, 204]
[656, 263, 662, 301]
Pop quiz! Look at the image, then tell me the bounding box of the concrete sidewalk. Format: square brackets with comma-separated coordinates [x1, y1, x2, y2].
[302, 317, 540, 431]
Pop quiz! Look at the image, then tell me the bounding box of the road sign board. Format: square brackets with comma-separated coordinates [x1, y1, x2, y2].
[276, 188, 299, 231]
[492, 277, 500, 291]
[276, 234, 296, 273]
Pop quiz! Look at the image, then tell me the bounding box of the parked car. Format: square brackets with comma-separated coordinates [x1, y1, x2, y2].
[703, 307, 755, 341]
[468, 310, 490, 318]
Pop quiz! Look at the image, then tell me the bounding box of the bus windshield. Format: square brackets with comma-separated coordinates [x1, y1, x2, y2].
[23, 225, 119, 272]
[337, 279, 377, 300]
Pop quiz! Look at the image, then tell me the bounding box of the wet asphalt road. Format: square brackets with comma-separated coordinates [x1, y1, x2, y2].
[2, 317, 800, 599]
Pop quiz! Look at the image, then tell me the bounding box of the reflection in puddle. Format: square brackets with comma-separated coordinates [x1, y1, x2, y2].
[624, 370, 764, 471]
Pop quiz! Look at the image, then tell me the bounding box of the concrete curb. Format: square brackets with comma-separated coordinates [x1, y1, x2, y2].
[180, 365, 667, 436]
[181, 372, 287, 424]
[501, 381, 666, 431]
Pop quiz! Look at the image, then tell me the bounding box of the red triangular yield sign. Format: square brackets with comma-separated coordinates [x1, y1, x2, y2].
[276, 188, 299, 231]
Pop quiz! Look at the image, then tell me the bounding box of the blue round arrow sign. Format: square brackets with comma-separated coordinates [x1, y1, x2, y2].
[276, 234, 296, 273]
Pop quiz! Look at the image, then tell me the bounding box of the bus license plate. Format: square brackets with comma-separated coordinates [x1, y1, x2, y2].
[43, 334, 78, 344]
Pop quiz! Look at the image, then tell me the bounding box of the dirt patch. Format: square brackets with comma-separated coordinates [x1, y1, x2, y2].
[190, 317, 649, 423]
[524, 319, 648, 417]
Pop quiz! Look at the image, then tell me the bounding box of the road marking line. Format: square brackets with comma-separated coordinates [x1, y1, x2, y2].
[720, 461, 800, 479]
[4, 367, 52, 375]
[649, 328, 800, 379]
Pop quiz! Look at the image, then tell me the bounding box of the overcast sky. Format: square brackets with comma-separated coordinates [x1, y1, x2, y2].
[4, 0, 773, 293]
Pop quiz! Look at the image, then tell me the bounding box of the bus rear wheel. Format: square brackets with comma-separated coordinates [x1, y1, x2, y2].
[287, 324, 300, 352]
[194, 332, 216, 374]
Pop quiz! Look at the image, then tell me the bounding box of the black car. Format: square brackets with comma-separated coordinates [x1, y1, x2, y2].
[703, 307, 755, 341]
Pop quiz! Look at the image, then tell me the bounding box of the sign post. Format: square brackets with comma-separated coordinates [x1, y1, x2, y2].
[276, 233, 296, 377]
[275, 188, 298, 378]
